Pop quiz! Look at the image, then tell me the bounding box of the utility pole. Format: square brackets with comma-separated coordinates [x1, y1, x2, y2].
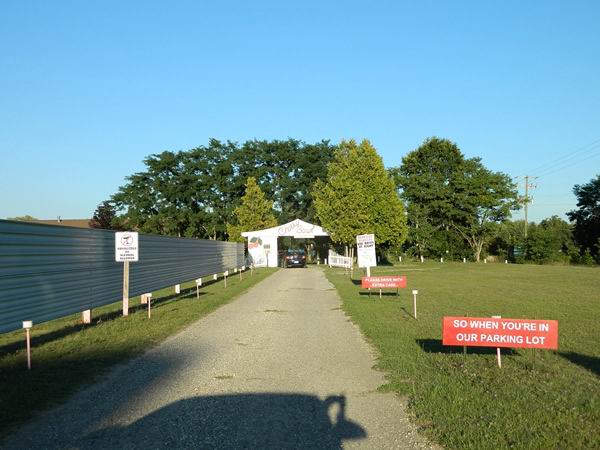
[522, 175, 538, 239]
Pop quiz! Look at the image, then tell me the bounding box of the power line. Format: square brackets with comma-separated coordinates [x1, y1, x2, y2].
[536, 150, 600, 179]
[527, 138, 600, 176]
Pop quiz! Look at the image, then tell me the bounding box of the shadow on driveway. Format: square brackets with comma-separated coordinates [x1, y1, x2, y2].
[84, 393, 366, 449]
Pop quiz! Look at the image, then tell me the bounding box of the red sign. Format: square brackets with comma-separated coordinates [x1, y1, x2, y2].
[442, 316, 558, 350]
[361, 276, 407, 289]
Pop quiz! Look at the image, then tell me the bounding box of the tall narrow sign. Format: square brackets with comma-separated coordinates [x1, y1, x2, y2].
[356, 234, 376, 271]
[115, 232, 139, 316]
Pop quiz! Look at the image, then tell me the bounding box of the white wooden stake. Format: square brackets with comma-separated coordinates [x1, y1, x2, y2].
[492, 315, 502, 368]
[23, 321, 32, 370]
[463, 257, 466, 263]
[440, 257, 443, 263]
[146, 293, 153, 319]
[213, 273, 218, 281]
[82, 309, 91, 324]
[412, 290, 418, 319]
[399, 256, 402, 262]
[122, 260, 129, 317]
[175, 284, 181, 294]
[420, 255, 424, 263]
[505, 260, 508, 264]
[196, 278, 202, 299]
[224, 271, 228, 288]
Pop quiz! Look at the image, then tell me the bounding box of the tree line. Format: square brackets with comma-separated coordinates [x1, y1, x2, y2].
[81, 136, 599, 265]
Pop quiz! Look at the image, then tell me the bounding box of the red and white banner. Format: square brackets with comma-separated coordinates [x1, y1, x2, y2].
[361, 276, 406, 289]
[442, 316, 558, 349]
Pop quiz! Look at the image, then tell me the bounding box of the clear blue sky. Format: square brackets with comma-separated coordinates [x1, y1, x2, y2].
[1, 1, 599, 223]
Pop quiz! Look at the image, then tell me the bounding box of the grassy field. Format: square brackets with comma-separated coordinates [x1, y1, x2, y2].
[324, 262, 599, 449]
[0, 268, 277, 441]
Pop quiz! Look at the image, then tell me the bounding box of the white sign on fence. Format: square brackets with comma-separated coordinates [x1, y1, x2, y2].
[356, 234, 376, 268]
[115, 232, 139, 262]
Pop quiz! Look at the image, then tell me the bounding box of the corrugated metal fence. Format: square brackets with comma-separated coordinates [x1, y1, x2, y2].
[0, 220, 245, 334]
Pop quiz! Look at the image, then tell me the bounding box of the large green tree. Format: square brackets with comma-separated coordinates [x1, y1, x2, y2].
[394, 137, 518, 261]
[313, 139, 407, 251]
[111, 139, 335, 240]
[451, 158, 520, 261]
[227, 177, 277, 242]
[567, 174, 600, 259]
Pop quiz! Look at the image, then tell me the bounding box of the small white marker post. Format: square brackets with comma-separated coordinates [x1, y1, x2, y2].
[484, 258, 487, 264]
[145, 293, 153, 319]
[23, 321, 33, 370]
[492, 315, 502, 368]
[399, 256, 402, 263]
[175, 284, 181, 294]
[412, 290, 418, 319]
[420, 255, 424, 263]
[505, 260, 508, 264]
[82, 309, 91, 324]
[440, 257, 443, 263]
[463, 257, 466, 263]
[224, 271, 229, 288]
[196, 278, 202, 299]
[213, 273, 218, 281]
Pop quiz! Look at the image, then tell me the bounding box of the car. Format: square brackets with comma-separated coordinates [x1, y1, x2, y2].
[284, 249, 306, 268]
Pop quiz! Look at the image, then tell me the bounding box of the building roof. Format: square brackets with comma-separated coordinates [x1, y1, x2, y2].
[34, 219, 92, 229]
[241, 219, 329, 238]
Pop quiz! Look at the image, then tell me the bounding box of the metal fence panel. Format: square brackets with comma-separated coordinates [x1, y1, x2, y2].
[0, 220, 245, 333]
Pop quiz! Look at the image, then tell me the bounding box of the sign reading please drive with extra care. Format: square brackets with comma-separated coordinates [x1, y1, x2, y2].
[361, 276, 407, 289]
[442, 316, 558, 349]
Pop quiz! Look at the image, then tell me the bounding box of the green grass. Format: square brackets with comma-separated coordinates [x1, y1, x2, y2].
[323, 262, 600, 449]
[0, 268, 277, 440]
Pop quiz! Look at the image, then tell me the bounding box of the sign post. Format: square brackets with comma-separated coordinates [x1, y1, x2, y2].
[412, 290, 418, 319]
[492, 315, 502, 367]
[23, 321, 32, 370]
[115, 232, 139, 317]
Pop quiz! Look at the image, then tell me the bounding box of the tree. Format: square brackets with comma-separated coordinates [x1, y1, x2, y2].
[89, 201, 121, 230]
[394, 137, 518, 262]
[567, 175, 600, 259]
[227, 177, 277, 242]
[393, 137, 470, 258]
[110, 139, 336, 240]
[451, 158, 519, 262]
[313, 139, 407, 251]
[526, 216, 575, 263]
[7, 215, 38, 222]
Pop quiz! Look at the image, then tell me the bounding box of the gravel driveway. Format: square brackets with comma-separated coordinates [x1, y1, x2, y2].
[3, 267, 437, 449]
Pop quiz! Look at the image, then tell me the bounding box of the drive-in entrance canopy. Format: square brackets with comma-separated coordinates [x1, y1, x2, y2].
[242, 219, 329, 267]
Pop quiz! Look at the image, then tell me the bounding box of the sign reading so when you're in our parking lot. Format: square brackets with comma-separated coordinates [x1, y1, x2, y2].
[443, 317, 558, 349]
[115, 232, 139, 262]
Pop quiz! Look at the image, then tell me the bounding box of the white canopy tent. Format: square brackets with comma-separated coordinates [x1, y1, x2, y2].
[241, 219, 330, 267]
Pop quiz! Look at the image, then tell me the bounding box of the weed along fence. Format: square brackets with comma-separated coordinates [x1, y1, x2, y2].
[0, 219, 245, 335]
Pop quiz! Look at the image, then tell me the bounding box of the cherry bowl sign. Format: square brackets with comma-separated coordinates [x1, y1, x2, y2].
[442, 316, 558, 349]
